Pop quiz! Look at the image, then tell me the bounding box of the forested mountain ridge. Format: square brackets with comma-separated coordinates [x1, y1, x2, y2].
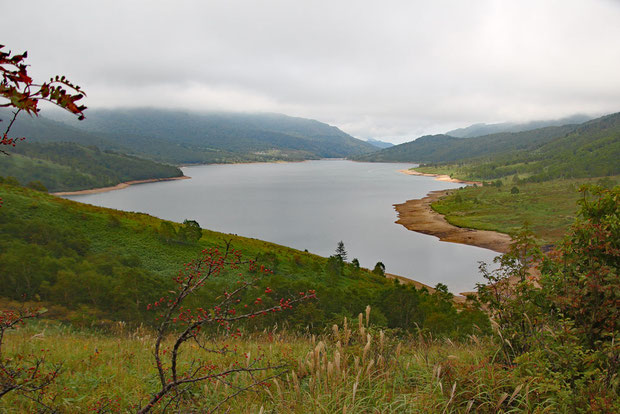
[351, 124, 579, 164]
[47, 108, 378, 163]
[417, 112, 620, 182]
[352, 112, 619, 181]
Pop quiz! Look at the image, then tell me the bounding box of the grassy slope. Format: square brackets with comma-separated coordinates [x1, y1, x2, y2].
[430, 179, 591, 244]
[0, 183, 363, 280]
[413, 169, 618, 244]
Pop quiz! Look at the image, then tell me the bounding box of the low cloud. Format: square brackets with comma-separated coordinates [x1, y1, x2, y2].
[4, 0, 620, 143]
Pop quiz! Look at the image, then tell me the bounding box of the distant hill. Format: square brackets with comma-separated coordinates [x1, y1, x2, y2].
[446, 114, 592, 138]
[0, 141, 183, 192]
[352, 112, 619, 180]
[351, 123, 578, 164]
[46, 108, 377, 163]
[366, 138, 394, 149]
[492, 112, 620, 181]
[1, 108, 376, 190]
[365, 112, 619, 182]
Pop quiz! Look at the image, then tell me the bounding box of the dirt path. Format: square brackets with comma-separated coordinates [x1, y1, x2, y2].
[52, 176, 190, 196]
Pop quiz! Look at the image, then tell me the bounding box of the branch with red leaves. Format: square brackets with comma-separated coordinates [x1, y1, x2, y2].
[138, 241, 316, 413]
[0, 44, 87, 155]
[0, 307, 61, 412]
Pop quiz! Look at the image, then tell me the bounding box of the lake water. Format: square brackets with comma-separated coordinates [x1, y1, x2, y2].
[65, 160, 498, 293]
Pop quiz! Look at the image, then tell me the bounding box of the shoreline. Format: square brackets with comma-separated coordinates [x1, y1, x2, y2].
[52, 176, 191, 196]
[398, 169, 482, 186]
[393, 189, 512, 254]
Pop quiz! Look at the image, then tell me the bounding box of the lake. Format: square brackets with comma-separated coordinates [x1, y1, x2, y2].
[64, 160, 499, 293]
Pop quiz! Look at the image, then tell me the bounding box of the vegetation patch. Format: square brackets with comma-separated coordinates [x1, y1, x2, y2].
[428, 177, 617, 244]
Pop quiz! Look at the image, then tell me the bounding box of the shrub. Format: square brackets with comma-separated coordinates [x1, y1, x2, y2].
[477, 185, 619, 412]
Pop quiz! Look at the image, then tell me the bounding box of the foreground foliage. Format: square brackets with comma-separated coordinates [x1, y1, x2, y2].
[1, 44, 85, 153]
[477, 185, 619, 412]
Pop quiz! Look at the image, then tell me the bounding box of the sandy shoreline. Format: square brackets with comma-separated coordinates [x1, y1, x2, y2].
[394, 189, 512, 254]
[52, 176, 190, 196]
[398, 169, 482, 186]
[395, 168, 511, 253]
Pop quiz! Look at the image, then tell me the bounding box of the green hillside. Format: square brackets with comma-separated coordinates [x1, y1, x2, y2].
[0, 182, 486, 335]
[42, 108, 377, 163]
[0, 142, 183, 192]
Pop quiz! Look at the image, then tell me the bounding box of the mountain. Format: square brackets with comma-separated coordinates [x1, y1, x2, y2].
[362, 112, 619, 182]
[351, 116, 596, 164]
[46, 108, 377, 163]
[351, 123, 575, 164]
[1, 107, 377, 190]
[352, 112, 620, 180]
[495, 112, 620, 181]
[446, 114, 592, 138]
[366, 138, 394, 149]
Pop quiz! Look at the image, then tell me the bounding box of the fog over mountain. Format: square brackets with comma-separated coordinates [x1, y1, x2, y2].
[10, 108, 376, 164]
[3, 1, 620, 143]
[445, 114, 593, 138]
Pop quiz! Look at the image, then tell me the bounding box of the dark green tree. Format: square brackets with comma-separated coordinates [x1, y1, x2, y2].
[372, 261, 385, 277]
[178, 219, 202, 243]
[335, 240, 347, 262]
[326, 255, 344, 280]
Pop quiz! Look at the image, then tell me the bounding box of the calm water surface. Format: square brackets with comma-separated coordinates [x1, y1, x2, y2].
[65, 160, 498, 293]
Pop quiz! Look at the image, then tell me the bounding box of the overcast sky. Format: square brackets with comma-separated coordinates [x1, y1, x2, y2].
[4, 0, 620, 143]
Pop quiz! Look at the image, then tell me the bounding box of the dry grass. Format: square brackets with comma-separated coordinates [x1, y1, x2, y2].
[2, 310, 546, 413]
